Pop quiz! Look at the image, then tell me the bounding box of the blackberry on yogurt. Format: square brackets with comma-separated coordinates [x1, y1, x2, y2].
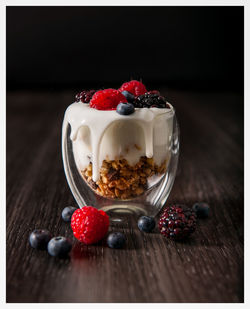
[134, 92, 169, 109]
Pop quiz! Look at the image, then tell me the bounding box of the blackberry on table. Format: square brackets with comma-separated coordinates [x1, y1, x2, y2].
[134, 92, 170, 108]
[158, 205, 196, 240]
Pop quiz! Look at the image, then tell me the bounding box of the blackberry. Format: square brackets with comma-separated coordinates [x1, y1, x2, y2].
[134, 92, 170, 109]
[75, 90, 97, 103]
[158, 205, 196, 240]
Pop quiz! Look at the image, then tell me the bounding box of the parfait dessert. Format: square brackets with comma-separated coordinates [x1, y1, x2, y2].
[63, 80, 175, 201]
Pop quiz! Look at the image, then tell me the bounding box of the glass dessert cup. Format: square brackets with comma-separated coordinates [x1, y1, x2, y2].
[62, 102, 179, 222]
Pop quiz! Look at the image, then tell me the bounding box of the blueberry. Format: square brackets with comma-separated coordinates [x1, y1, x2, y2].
[107, 232, 126, 249]
[121, 91, 135, 103]
[192, 202, 210, 218]
[138, 216, 155, 232]
[47, 236, 72, 257]
[29, 229, 52, 250]
[62, 206, 77, 222]
[116, 103, 135, 115]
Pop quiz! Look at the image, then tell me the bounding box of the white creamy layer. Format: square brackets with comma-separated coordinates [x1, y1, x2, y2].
[64, 102, 175, 182]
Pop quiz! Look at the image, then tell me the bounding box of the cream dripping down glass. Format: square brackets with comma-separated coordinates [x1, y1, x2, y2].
[62, 86, 179, 221]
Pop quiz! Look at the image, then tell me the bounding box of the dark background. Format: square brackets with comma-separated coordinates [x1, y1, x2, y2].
[7, 6, 244, 91]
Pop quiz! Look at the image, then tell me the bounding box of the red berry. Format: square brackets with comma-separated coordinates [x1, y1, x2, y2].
[71, 206, 109, 245]
[89, 89, 127, 110]
[119, 80, 147, 96]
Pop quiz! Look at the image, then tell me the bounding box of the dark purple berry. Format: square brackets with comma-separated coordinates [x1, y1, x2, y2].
[138, 216, 155, 233]
[116, 102, 135, 115]
[121, 90, 135, 103]
[75, 90, 97, 103]
[192, 202, 210, 218]
[62, 206, 77, 222]
[138, 216, 156, 232]
[159, 205, 196, 240]
[47, 236, 72, 257]
[134, 92, 170, 109]
[107, 232, 125, 249]
[29, 229, 52, 250]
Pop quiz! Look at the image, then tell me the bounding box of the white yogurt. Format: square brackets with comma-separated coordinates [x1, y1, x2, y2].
[64, 102, 175, 182]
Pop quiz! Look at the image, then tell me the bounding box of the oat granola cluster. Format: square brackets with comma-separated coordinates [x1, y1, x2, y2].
[81, 156, 167, 200]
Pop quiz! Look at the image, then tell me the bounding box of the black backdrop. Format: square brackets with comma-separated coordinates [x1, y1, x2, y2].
[7, 6, 244, 91]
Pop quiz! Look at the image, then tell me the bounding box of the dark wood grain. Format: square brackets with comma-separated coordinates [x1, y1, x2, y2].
[6, 89, 243, 303]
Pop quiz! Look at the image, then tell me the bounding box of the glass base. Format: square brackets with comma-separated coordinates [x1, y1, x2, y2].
[101, 205, 146, 227]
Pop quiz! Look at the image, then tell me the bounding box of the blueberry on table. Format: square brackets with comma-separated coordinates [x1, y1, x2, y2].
[62, 206, 77, 222]
[116, 103, 135, 115]
[192, 202, 210, 218]
[29, 229, 52, 250]
[47, 236, 72, 257]
[121, 90, 135, 103]
[138, 216, 156, 232]
[107, 232, 126, 249]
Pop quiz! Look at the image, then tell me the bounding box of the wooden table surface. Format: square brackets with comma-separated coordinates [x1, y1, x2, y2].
[6, 89, 244, 303]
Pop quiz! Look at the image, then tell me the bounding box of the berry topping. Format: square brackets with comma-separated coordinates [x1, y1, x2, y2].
[90, 89, 127, 110]
[29, 229, 52, 250]
[47, 236, 72, 257]
[107, 232, 126, 249]
[192, 202, 210, 218]
[71, 206, 109, 244]
[121, 90, 135, 103]
[138, 216, 156, 232]
[119, 80, 147, 96]
[134, 92, 169, 108]
[116, 102, 135, 115]
[158, 205, 196, 240]
[62, 206, 77, 222]
[75, 90, 97, 103]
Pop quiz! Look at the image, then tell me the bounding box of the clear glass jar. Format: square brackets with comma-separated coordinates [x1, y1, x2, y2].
[62, 102, 179, 222]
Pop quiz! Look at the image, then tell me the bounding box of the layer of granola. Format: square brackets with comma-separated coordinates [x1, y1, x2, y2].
[81, 156, 167, 200]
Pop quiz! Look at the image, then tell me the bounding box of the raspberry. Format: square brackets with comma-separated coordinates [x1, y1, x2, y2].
[71, 206, 109, 245]
[119, 80, 147, 96]
[90, 89, 127, 110]
[134, 92, 169, 108]
[75, 90, 98, 103]
[158, 205, 196, 240]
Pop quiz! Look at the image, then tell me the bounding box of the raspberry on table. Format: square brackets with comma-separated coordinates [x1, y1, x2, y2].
[119, 80, 147, 96]
[75, 90, 97, 103]
[134, 92, 169, 108]
[158, 205, 196, 240]
[71, 206, 110, 245]
[90, 89, 127, 110]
